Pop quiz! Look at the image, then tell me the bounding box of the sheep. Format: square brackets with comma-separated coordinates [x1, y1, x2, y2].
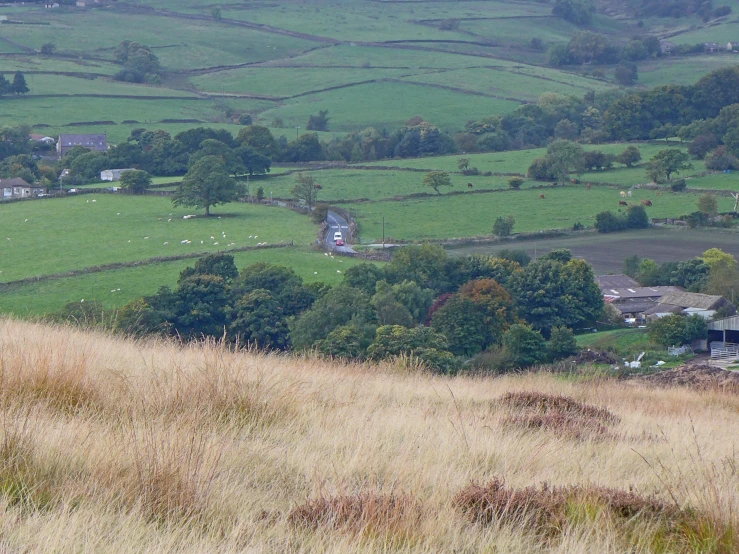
[627, 190, 632, 198]
[92, 199, 96, 203]
[168, 218, 172, 222]
[214, 242, 219, 245]
[163, 242, 169, 245]
[24, 219, 28, 222]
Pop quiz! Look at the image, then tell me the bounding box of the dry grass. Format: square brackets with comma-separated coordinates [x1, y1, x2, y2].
[0, 318, 737, 552]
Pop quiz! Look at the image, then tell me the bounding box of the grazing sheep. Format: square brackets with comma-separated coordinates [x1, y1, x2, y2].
[627, 190, 632, 198]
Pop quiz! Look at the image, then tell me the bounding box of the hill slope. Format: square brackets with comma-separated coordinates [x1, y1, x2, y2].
[0, 318, 737, 552]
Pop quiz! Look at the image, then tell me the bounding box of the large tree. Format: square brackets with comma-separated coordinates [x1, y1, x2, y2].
[11, 72, 29, 95]
[119, 169, 151, 194]
[545, 139, 585, 184]
[292, 172, 319, 209]
[172, 155, 244, 216]
[423, 171, 452, 195]
[646, 149, 693, 182]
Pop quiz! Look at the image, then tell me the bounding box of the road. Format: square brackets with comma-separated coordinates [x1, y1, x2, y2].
[326, 210, 355, 253]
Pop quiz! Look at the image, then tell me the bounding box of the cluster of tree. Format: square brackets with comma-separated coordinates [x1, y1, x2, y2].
[322, 119, 457, 162]
[114, 245, 604, 372]
[648, 314, 708, 347]
[625, 0, 722, 21]
[0, 72, 29, 96]
[678, 104, 739, 170]
[65, 126, 273, 182]
[551, 0, 595, 25]
[594, 204, 650, 233]
[113, 41, 162, 84]
[602, 67, 739, 141]
[548, 32, 660, 71]
[624, 248, 739, 305]
[527, 141, 642, 182]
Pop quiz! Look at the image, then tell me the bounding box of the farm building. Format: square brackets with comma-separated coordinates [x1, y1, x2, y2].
[643, 291, 736, 321]
[704, 42, 721, 53]
[100, 168, 135, 182]
[57, 133, 108, 157]
[596, 274, 639, 291]
[708, 315, 739, 346]
[600, 281, 682, 321]
[1, 178, 46, 199]
[30, 134, 55, 145]
[728, 41, 739, 51]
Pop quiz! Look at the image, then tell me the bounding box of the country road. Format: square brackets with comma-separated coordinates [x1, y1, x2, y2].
[326, 210, 355, 253]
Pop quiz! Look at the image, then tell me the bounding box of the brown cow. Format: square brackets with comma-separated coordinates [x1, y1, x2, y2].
[619, 201, 628, 206]
[313, 184, 323, 190]
[539, 194, 545, 199]
[467, 182, 473, 188]
[641, 199, 652, 206]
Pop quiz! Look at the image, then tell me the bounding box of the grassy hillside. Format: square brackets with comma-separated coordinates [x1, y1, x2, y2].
[1, 0, 736, 140]
[0, 319, 736, 552]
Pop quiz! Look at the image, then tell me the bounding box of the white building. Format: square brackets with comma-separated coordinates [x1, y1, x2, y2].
[100, 168, 135, 182]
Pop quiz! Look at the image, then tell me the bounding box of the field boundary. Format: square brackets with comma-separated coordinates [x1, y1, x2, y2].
[0, 242, 294, 291]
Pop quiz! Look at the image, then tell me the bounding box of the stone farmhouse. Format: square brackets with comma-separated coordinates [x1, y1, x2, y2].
[0, 178, 46, 199]
[57, 133, 108, 157]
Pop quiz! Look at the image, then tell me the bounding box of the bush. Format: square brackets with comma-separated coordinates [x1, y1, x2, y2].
[508, 176, 525, 189]
[670, 179, 687, 192]
[492, 216, 515, 237]
[648, 314, 707, 347]
[502, 324, 548, 368]
[548, 326, 579, 360]
[527, 158, 556, 180]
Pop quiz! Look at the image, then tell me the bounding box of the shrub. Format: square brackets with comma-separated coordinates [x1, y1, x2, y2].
[527, 157, 556, 180]
[492, 215, 515, 237]
[548, 327, 578, 360]
[502, 324, 547, 368]
[670, 178, 687, 192]
[648, 313, 707, 347]
[508, 176, 525, 189]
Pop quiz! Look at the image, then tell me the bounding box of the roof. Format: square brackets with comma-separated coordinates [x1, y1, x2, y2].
[614, 301, 658, 315]
[58, 134, 107, 147]
[30, 134, 55, 142]
[643, 304, 683, 316]
[709, 315, 739, 331]
[0, 178, 32, 187]
[596, 274, 639, 291]
[602, 286, 681, 301]
[657, 291, 726, 310]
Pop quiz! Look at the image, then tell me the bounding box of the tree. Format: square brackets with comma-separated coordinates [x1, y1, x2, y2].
[552, 0, 595, 25]
[545, 139, 585, 184]
[646, 149, 692, 182]
[292, 172, 319, 209]
[649, 314, 707, 347]
[236, 125, 278, 158]
[458, 278, 517, 345]
[614, 63, 638, 86]
[457, 158, 470, 171]
[431, 295, 489, 356]
[230, 290, 291, 350]
[0, 74, 11, 96]
[119, 169, 151, 194]
[343, 263, 386, 296]
[180, 253, 238, 283]
[367, 325, 456, 373]
[172, 155, 244, 217]
[697, 193, 719, 217]
[290, 286, 375, 350]
[623, 254, 641, 277]
[548, 326, 579, 360]
[625, 205, 649, 229]
[502, 324, 548, 367]
[423, 171, 452, 195]
[492, 215, 515, 237]
[170, 275, 231, 339]
[306, 110, 330, 132]
[688, 133, 719, 159]
[385, 243, 449, 292]
[508, 176, 525, 189]
[11, 72, 29, 95]
[317, 321, 376, 360]
[701, 248, 737, 270]
[40, 43, 56, 55]
[284, 133, 324, 162]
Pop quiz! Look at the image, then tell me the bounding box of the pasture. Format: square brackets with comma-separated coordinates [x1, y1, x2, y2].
[0, 247, 370, 316]
[446, 228, 739, 274]
[340, 185, 735, 243]
[0, 195, 317, 282]
[0, 0, 731, 141]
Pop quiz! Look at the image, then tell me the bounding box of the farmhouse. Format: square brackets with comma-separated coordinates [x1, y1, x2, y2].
[644, 291, 736, 321]
[57, 133, 108, 157]
[659, 40, 675, 54]
[0, 178, 46, 199]
[704, 42, 721, 53]
[728, 41, 739, 51]
[599, 280, 682, 320]
[100, 168, 135, 182]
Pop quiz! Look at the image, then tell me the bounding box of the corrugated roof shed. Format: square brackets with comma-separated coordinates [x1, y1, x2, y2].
[658, 292, 724, 310]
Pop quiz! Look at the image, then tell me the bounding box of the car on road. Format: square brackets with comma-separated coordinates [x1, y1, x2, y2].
[333, 231, 343, 242]
[335, 238, 345, 246]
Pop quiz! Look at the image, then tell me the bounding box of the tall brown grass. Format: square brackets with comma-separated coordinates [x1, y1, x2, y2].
[0, 317, 737, 552]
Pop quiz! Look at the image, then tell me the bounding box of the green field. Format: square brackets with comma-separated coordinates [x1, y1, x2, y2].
[340, 185, 735, 243]
[0, 247, 370, 316]
[0, 0, 729, 139]
[576, 328, 656, 354]
[0, 195, 318, 282]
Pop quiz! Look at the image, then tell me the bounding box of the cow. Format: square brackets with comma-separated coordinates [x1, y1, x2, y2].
[313, 184, 323, 190]
[620, 191, 627, 198]
[467, 182, 473, 188]
[586, 183, 591, 190]
[641, 199, 653, 206]
[539, 194, 545, 199]
[619, 201, 628, 206]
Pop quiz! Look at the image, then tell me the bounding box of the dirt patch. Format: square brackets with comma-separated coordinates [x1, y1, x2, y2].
[626, 364, 739, 392]
[575, 349, 618, 365]
[499, 391, 619, 439]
